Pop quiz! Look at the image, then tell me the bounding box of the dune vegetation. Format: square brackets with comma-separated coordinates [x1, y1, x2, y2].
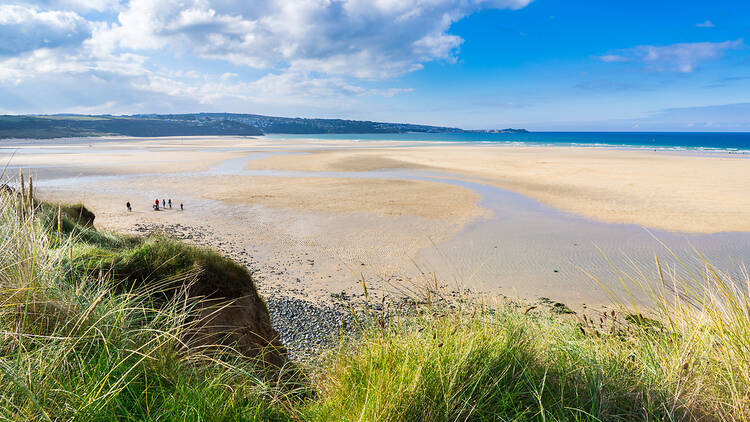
[0, 178, 748, 421]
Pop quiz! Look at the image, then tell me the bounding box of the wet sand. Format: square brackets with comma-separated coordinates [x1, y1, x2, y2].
[5, 135, 750, 309]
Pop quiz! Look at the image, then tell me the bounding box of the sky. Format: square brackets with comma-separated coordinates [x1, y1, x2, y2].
[0, 0, 749, 131]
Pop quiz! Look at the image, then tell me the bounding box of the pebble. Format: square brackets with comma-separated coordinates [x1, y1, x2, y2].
[265, 296, 355, 361]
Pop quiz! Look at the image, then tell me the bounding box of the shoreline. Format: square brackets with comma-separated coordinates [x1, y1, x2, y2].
[262, 132, 750, 154]
[5, 132, 750, 154]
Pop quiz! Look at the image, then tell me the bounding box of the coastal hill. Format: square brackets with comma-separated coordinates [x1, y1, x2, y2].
[136, 112, 466, 134]
[0, 114, 263, 139]
[0, 113, 527, 139]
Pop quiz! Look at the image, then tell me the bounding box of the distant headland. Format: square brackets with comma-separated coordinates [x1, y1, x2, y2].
[0, 113, 528, 140]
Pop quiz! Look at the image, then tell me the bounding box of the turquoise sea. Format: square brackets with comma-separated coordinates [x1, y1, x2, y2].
[267, 132, 750, 151]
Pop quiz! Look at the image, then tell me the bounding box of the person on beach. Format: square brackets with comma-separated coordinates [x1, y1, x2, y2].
[126, 201, 131, 212]
[162, 199, 166, 208]
[154, 199, 159, 210]
[168, 199, 172, 208]
[180, 203, 184, 211]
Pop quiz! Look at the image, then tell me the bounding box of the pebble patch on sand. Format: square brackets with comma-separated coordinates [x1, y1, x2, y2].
[131, 222, 357, 360]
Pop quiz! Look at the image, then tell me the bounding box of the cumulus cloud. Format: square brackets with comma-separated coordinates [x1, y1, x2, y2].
[0, 43, 413, 113]
[102, 0, 533, 79]
[0, 4, 93, 55]
[696, 20, 715, 28]
[599, 39, 743, 72]
[0, 0, 532, 114]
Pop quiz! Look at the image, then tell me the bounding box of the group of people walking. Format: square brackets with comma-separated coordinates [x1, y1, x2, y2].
[125, 199, 183, 212]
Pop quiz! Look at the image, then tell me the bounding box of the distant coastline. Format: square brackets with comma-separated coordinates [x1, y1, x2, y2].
[4, 114, 750, 152]
[0, 113, 495, 140]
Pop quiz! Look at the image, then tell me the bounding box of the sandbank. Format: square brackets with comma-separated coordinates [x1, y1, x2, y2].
[244, 145, 750, 233]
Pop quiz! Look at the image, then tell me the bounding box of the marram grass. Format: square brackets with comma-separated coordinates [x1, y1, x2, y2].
[1, 184, 748, 421]
[0, 190, 296, 421]
[306, 303, 742, 421]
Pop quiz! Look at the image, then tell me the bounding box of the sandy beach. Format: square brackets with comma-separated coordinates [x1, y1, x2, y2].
[6, 135, 750, 309]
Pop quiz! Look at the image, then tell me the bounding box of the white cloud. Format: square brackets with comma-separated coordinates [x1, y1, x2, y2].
[599, 39, 743, 72]
[0, 43, 412, 113]
[0, 4, 93, 55]
[101, 0, 533, 79]
[0, 0, 532, 114]
[696, 20, 715, 28]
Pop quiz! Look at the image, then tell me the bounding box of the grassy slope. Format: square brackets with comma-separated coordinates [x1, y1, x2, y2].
[0, 115, 263, 139]
[1, 193, 748, 420]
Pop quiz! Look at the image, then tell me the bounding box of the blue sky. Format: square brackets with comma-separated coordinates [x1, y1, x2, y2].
[1, 0, 749, 130]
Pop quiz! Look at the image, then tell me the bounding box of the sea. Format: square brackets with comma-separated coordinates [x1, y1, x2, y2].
[266, 132, 750, 152]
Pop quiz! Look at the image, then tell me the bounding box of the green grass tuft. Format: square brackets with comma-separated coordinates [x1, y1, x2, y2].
[306, 308, 717, 420]
[67, 236, 258, 301]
